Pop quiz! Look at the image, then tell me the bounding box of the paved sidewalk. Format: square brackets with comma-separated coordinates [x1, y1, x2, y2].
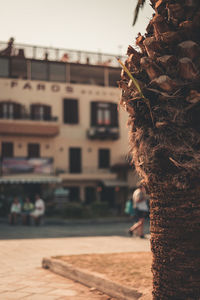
[0, 224, 150, 299]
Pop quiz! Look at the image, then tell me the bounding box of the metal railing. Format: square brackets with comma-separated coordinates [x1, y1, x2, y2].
[0, 41, 126, 67]
[0, 114, 58, 122]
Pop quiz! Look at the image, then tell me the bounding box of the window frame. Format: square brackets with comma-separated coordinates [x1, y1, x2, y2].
[1, 142, 14, 158]
[28, 143, 40, 158]
[98, 148, 110, 169]
[63, 98, 79, 124]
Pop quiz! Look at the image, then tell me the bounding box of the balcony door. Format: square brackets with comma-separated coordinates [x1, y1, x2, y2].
[69, 148, 81, 173]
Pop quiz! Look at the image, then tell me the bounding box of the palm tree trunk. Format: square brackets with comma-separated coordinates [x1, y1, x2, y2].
[120, 0, 200, 298]
[151, 187, 200, 299]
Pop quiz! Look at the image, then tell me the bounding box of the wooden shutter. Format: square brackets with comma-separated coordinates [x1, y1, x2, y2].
[110, 103, 118, 127]
[2, 142, 13, 158]
[30, 104, 38, 120]
[63, 99, 78, 124]
[99, 149, 110, 168]
[69, 148, 82, 173]
[44, 105, 51, 121]
[28, 143, 40, 158]
[91, 102, 97, 126]
[13, 103, 21, 119]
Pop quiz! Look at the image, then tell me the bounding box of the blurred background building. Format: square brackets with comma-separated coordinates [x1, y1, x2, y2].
[0, 38, 139, 216]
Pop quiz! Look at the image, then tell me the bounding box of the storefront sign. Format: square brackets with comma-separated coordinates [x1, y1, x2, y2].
[10, 81, 74, 93]
[1, 157, 53, 175]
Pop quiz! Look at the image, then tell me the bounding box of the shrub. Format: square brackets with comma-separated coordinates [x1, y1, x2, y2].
[62, 202, 84, 219]
[90, 201, 110, 217]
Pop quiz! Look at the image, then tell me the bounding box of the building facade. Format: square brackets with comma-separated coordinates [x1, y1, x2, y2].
[0, 41, 138, 213]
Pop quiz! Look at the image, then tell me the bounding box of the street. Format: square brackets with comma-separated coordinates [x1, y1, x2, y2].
[0, 221, 150, 299]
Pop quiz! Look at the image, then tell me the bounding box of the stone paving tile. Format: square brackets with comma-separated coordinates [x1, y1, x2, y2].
[0, 291, 31, 299]
[48, 288, 78, 296]
[19, 286, 55, 294]
[23, 295, 60, 300]
[0, 223, 149, 300]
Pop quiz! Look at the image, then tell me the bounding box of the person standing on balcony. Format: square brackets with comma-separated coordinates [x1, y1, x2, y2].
[0, 37, 14, 56]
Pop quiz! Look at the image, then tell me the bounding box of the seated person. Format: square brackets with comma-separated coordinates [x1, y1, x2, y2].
[22, 197, 34, 225]
[9, 197, 21, 225]
[31, 194, 45, 225]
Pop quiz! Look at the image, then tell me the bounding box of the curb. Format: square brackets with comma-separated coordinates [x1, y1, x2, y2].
[42, 257, 143, 300]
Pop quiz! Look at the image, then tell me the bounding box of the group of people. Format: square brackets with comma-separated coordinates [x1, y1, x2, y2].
[9, 194, 45, 226]
[125, 185, 149, 238]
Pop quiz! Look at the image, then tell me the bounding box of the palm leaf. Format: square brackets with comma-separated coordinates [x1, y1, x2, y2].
[133, 0, 146, 26]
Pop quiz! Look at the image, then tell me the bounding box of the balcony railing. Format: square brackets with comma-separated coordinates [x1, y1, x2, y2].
[0, 114, 58, 122]
[87, 126, 119, 140]
[0, 41, 125, 67]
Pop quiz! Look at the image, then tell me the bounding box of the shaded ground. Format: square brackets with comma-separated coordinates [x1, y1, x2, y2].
[0, 218, 150, 240]
[56, 252, 152, 297]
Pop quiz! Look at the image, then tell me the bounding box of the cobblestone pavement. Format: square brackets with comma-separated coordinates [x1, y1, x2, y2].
[0, 222, 150, 299]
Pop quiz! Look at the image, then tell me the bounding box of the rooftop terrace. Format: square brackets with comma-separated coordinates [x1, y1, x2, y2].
[0, 39, 126, 86]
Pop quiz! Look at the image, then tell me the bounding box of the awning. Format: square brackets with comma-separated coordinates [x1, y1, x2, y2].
[0, 174, 62, 184]
[102, 180, 129, 187]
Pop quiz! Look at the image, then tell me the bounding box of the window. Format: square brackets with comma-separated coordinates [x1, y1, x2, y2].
[28, 143, 40, 158]
[1, 142, 13, 158]
[11, 57, 27, 79]
[0, 58, 9, 77]
[31, 61, 48, 81]
[63, 99, 78, 124]
[91, 102, 118, 127]
[49, 62, 66, 82]
[69, 148, 81, 173]
[31, 104, 51, 121]
[108, 68, 121, 87]
[70, 64, 104, 86]
[98, 149, 110, 168]
[0, 102, 22, 119]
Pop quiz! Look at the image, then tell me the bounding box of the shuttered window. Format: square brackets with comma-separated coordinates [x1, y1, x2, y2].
[2, 142, 13, 158]
[69, 148, 82, 173]
[28, 143, 40, 158]
[30, 104, 51, 121]
[0, 102, 22, 119]
[63, 99, 78, 124]
[98, 149, 110, 168]
[90, 102, 118, 127]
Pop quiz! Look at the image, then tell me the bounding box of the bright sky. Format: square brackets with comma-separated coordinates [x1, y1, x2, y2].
[0, 0, 153, 55]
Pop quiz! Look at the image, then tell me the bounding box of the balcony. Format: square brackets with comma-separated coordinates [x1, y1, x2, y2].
[0, 117, 59, 137]
[87, 126, 119, 140]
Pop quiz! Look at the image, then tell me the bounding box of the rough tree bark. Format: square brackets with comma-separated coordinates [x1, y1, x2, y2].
[119, 0, 200, 299]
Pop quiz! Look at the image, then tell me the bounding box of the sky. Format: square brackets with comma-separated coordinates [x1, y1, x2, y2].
[0, 0, 153, 55]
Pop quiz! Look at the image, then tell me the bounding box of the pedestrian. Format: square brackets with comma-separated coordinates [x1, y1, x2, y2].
[128, 185, 149, 238]
[22, 197, 34, 225]
[9, 197, 21, 225]
[31, 194, 45, 226]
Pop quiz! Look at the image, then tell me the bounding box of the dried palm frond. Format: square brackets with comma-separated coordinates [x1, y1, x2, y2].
[133, 0, 146, 26]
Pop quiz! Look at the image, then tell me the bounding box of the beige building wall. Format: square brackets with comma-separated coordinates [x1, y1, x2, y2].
[0, 78, 129, 174]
